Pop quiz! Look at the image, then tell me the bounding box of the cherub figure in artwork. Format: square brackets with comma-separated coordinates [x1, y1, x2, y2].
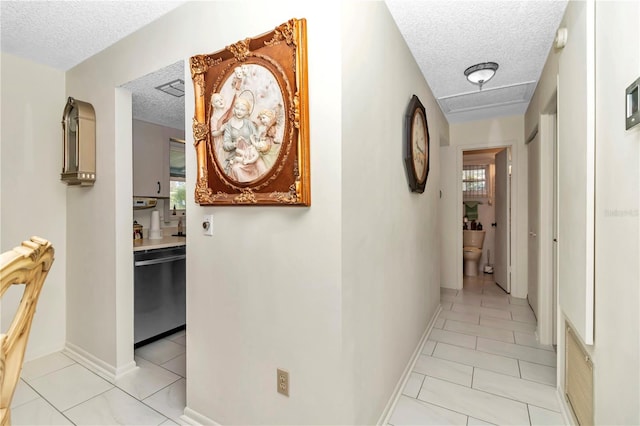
[232, 134, 265, 180]
[231, 65, 249, 92]
[210, 93, 235, 164]
[253, 109, 280, 170]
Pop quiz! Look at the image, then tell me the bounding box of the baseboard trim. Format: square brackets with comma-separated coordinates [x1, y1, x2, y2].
[181, 407, 220, 425]
[440, 283, 462, 290]
[376, 304, 443, 426]
[556, 386, 576, 425]
[63, 342, 137, 383]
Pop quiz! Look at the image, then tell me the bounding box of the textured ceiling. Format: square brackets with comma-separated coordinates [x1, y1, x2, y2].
[121, 61, 186, 131]
[0, 0, 186, 130]
[1, 1, 568, 126]
[385, 0, 567, 123]
[0, 1, 185, 71]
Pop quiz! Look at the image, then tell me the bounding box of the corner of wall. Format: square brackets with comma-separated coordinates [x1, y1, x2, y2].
[1, 52, 67, 360]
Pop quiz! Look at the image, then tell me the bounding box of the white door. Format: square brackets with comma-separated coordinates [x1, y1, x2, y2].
[494, 149, 510, 293]
[528, 133, 541, 318]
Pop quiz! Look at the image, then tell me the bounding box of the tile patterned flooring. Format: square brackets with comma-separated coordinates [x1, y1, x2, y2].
[12, 331, 186, 425]
[388, 275, 564, 426]
[12, 276, 562, 425]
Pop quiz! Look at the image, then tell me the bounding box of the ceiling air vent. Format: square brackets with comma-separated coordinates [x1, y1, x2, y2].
[155, 79, 185, 97]
[438, 81, 536, 114]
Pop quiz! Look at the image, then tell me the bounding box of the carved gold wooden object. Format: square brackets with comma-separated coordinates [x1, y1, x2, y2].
[0, 237, 55, 426]
[190, 18, 310, 206]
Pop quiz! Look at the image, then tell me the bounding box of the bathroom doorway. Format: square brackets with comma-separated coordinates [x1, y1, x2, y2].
[461, 147, 511, 292]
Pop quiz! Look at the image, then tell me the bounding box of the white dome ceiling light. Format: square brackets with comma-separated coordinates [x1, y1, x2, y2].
[464, 62, 499, 91]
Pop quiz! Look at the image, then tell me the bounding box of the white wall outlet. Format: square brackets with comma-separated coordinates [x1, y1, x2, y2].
[277, 368, 289, 397]
[202, 214, 213, 236]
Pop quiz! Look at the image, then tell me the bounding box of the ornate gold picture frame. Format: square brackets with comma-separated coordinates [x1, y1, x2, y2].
[190, 18, 310, 205]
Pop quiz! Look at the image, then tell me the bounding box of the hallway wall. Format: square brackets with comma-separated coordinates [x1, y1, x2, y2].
[0, 53, 67, 360]
[341, 2, 445, 422]
[442, 116, 527, 298]
[591, 1, 640, 422]
[556, 0, 596, 346]
[527, 1, 640, 423]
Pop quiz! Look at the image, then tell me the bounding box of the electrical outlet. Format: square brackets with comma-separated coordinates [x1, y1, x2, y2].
[277, 369, 289, 397]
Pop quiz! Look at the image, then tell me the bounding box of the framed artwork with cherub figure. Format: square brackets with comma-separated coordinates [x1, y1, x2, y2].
[190, 18, 310, 206]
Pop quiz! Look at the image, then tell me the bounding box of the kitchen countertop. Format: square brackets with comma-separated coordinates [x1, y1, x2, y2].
[133, 235, 186, 252]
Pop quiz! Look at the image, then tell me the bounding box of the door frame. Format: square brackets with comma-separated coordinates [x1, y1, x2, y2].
[115, 61, 188, 374]
[537, 94, 558, 346]
[456, 142, 517, 293]
[526, 130, 540, 316]
[115, 87, 137, 373]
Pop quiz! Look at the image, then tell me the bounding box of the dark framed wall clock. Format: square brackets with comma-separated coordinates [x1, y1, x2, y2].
[403, 94, 430, 193]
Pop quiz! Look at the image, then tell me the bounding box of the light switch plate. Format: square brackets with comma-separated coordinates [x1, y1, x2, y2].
[203, 214, 213, 236]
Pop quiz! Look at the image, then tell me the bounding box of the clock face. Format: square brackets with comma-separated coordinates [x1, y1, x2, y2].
[67, 107, 78, 136]
[404, 95, 429, 193]
[411, 109, 428, 183]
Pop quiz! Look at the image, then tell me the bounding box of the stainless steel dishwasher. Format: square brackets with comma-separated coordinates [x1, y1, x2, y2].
[134, 246, 186, 347]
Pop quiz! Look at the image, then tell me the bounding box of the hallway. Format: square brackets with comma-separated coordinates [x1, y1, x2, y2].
[388, 275, 564, 425]
[9, 277, 564, 425]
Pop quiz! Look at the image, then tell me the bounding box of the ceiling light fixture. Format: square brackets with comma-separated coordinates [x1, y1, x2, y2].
[155, 79, 185, 97]
[464, 62, 499, 91]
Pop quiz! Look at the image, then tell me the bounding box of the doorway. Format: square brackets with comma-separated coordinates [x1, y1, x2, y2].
[536, 104, 559, 346]
[460, 147, 511, 292]
[117, 60, 187, 379]
[525, 92, 558, 347]
[527, 129, 541, 318]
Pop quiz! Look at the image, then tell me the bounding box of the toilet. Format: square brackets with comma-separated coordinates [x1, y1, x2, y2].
[463, 230, 485, 276]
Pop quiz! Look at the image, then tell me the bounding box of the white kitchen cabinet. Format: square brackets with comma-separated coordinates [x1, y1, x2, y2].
[132, 120, 182, 198]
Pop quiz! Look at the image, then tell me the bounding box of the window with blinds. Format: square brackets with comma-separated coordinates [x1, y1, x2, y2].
[463, 165, 489, 198]
[169, 140, 186, 214]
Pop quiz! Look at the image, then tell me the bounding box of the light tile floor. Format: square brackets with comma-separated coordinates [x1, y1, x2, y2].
[389, 275, 565, 426]
[12, 330, 186, 425]
[12, 277, 563, 425]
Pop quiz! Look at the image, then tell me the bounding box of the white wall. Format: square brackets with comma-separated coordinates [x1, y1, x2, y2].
[442, 116, 527, 298]
[439, 145, 457, 285]
[527, 1, 640, 422]
[592, 1, 639, 423]
[183, 3, 345, 423]
[526, 0, 596, 396]
[0, 53, 67, 360]
[557, 0, 596, 345]
[65, 56, 129, 370]
[62, 1, 446, 422]
[341, 2, 445, 422]
[67, 0, 338, 415]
